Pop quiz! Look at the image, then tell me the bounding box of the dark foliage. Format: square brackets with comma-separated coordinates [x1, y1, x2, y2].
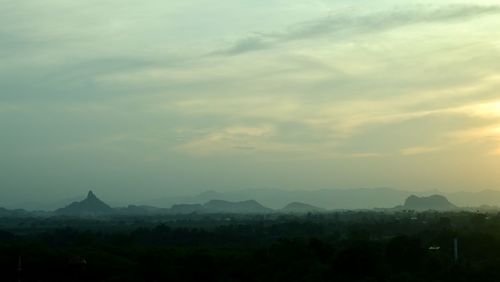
[1, 211, 500, 281]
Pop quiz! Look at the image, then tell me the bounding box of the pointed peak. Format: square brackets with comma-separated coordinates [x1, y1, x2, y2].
[55, 190, 113, 215]
[87, 190, 97, 199]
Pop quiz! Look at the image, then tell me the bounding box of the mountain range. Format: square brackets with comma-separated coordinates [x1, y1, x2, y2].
[0, 189, 497, 217]
[144, 188, 500, 210]
[281, 202, 325, 213]
[49, 190, 472, 216]
[49, 191, 323, 216]
[10, 188, 500, 211]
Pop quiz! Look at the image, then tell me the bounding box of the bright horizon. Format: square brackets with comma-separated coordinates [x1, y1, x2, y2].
[2, 0, 500, 206]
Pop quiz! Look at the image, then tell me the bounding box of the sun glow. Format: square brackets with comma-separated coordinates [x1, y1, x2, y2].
[472, 101, 500, 118]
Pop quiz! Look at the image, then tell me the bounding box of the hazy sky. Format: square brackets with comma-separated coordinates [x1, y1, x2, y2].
[2, 0, 500, 206]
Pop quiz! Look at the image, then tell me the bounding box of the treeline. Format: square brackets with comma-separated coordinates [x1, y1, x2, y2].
[1, 211, 500, 281]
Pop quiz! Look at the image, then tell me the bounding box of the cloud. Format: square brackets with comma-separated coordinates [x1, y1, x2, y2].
[490, 147, 500, 155]
[401, 146, 442, 156]
[174, 125, 275, 155]
[173, 123, 386, 159]
[212, 36, 270, 55]
[458, 99, 500, 119]
[3, 1, 500, 193]
[451, 124, 500, 144]
[215, 4, 500, 55]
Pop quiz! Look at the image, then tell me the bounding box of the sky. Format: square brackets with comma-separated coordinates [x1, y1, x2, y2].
[2, 0, 500, 206]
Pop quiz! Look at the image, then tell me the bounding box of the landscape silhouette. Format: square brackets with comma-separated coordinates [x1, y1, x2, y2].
[3, 1, 500, 281]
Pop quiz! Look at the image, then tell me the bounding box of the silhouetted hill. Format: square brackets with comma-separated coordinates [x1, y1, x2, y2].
[402, 195, 457, 211]
[167, 200, 273, 214]
[446, 189, 500, 207]
[14, 190, 500, 217]
[169, 204, 203, 214]
[202, 199, 273, 214]
[148, 188, 421, 209]
[0, 207, 29, 217]
[280, 202, 325, 213]
[16, 188, 500, 211]
[55, 191, 114, 216]
[115, 205, 168, 215]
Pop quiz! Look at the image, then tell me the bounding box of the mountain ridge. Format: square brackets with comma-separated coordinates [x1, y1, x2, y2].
[401, 194, 457, 211]
[4, 189, 500, 217]
[280, 202, 325, 213]
[55, 191, 114, 216]
[10, 188, 500, 211]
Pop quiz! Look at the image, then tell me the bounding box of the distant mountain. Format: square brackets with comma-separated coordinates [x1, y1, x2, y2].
[168, 200, 273, 214]
[13, 188, 500, 216]
[55, 191, 114, 216]
[161, 188, 500, 210]
[202, 200, 273, 214]
[401, 195, 457, 211]
[114, 205, 168, 215]
[11, 195, 85, 211]
[446, 190, 500, 207]
[12, 188, 500, 211]
[149, 188, 419, 210]
[169, 204, 203, 214]
[280, 202, 325, 213]
[0, 207, 30, 217]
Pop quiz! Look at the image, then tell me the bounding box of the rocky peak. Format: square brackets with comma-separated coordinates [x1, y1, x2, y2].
[55, 190, 113, 216]
[403, 194, 456, 210]
[87, 190, 97, 200]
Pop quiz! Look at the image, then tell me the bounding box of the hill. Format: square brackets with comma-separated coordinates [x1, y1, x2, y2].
[17, 188, 500, 211]
[280, 202, 325, 213]
[201, 199, 273, 214]
[402, 195, 457, 211]
[114, 205, 169, 215]
[169, 204, 203, 214]
[168, 200, 273, 214]
[0, 207, 30, 217]
[148, 188, 420, 210]
[55, 191, 114, 216]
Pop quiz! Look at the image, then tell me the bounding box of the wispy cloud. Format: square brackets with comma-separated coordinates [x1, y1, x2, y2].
[401, 146, 442, 156]
[215, 5, 500, 55]
[213, 36, 270, 56]
[174, 125, 276, 156]
[451, 124, 500, 153]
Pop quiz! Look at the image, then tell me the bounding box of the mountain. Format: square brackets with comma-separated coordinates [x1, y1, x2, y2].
[168, 200, 273, 214]
[157, 188, 500, 210]
[280, 202, 325, 213]
[446, 190, 500, 207]
[114, 205, 169, 215]
[169, 204, 203, 214]
[149, 188, 419, 210]
[55, 191, 114, 216]
[201, 200, 273, 214]
[11, 195, 86, 211]
[13, 188, 500, 211]
[0, 207, 30, 217]
[401, 195, 457, 211]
